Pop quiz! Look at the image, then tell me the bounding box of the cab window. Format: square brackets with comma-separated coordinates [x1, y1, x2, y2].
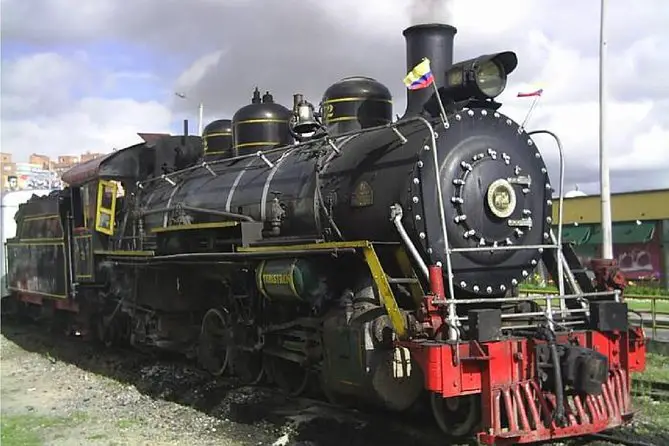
[95, 180, 118, 235]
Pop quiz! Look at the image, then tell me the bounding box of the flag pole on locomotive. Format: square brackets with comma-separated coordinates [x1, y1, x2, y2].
[517, 87, 544, 131]
[403, 57, 450, 129]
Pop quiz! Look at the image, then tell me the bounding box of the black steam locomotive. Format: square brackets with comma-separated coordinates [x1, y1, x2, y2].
[3, 23, 645, 444]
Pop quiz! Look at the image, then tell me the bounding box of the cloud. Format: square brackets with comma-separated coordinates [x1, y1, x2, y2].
[1, 0, 667, 195]
[1, 52, 88, 118]
[2, 95, 173, 159]
[174, 51, 225, 94]
[1, 50, 173, 159]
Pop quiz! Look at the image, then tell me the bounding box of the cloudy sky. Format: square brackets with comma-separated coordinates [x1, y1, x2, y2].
[2, 0, 667, 194]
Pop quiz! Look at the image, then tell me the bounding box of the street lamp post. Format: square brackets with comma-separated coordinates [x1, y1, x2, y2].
[175, 92, 204, 136]
[197, 102, 204, 136]
[599, 0, 613, 259]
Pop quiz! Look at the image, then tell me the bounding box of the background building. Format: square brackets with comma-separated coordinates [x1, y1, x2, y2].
[1, 151, 103, 193]
[552, 188, 669, 289]
[29, 154, 52, 170]
[1, 152, 17, 192]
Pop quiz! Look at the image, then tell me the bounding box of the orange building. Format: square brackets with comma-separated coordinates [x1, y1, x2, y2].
[80, 152, 104, 163]
[29, 154, 52, 170]
[57, 155, 79, 165]
[52, 155, 80, 175]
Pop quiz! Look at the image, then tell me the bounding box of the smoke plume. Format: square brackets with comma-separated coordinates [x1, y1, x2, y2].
[409, 0, 454, 25]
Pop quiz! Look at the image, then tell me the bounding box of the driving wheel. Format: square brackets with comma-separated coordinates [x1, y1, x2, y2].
[197, 308, 232, 376]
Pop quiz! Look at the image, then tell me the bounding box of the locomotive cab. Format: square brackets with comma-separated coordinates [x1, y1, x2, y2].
[57, 129, 203, 284]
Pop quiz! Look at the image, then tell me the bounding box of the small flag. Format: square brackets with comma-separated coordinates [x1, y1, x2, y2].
[403, 58, 434, 90]
[517, 88, 544, 98]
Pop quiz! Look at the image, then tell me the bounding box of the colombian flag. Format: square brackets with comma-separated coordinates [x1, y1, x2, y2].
[517, 88, 544, 97]
[403, 58, 434, 90]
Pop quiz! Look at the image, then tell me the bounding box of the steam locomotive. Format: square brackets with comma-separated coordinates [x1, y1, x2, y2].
[3, 23, 646, 444]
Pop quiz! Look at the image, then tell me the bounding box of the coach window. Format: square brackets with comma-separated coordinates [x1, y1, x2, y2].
[95, 180, 118, 236]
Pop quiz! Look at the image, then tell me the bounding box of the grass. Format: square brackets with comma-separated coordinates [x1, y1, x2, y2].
[631, 396, 669, 431]
[519, 283, 669, 297]
[1, 415, 43, 446]
[631, 354, 669, 432]
[618, 354, 669, 437]
[633, 353, 669, 383]
[0, 412, 87, 446]
[116, 417, 140, 429]
[519, 283, 669, 316]
[626, 298, 669, 314]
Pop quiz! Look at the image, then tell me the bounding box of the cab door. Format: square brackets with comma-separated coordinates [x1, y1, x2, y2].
[69, 185, 95, 283]
[95, 180, 118, 236]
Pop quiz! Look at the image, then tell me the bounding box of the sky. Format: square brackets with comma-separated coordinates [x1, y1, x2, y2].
[1, 0, 668, 194]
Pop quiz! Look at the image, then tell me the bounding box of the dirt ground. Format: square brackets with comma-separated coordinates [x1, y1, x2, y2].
[2, 319, 669, 446]
[0, 321, 441, 446]
[0, 327, 283, 445]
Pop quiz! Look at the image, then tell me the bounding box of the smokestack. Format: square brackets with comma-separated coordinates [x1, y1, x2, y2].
[402, 23, 457, 117]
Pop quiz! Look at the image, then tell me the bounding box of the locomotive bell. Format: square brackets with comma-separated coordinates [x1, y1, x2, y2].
[291, 93, 320, 135]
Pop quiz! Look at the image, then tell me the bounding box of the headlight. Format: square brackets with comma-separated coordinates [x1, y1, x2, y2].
[441, 51, 518, 103]
[475, 60, 506, 98]
[487, 179, 517, 219]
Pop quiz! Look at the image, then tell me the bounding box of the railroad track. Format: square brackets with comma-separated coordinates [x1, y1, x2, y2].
[631, 378, 669, 400]
[587, 432, 659, 446]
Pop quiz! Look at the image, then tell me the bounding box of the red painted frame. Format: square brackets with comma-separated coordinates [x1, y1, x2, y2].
[403, 264, 647, 444]
[14, 292, 80, 313]
[404, 328, 645, 444]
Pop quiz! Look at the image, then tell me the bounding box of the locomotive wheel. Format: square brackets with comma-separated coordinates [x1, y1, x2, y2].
[319, 375, 351, 407]
[95, 314, 116, 348]
[234, 350, 265, 385]
[264, 355, 309, 397]
[198, 308, 232, 376]
[430, 393, 481, 439]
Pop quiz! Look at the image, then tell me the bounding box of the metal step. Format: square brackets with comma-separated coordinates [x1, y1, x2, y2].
[561, 243, 595, 292]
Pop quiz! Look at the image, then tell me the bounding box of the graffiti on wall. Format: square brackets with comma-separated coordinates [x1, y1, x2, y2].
[4, 169, 63, 191]
[615, 243, 661, 280]
[574, 243, 662, 281]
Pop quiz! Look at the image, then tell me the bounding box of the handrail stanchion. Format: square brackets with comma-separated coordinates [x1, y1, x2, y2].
[528, 130, 567, 326]
[415, 116, 459, 341]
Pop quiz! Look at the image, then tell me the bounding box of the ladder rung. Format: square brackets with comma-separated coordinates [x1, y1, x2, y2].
[387, 277, 419, 284]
